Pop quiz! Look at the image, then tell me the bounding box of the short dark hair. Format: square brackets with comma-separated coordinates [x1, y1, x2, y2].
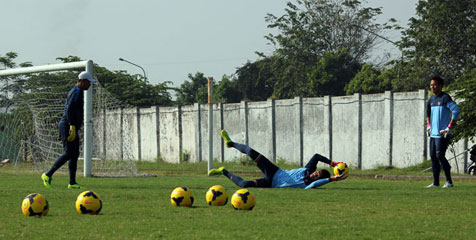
[431, 75, 444, 86]
[319, 169, 331, 179]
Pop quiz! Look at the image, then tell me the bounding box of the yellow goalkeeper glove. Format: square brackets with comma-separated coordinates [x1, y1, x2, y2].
[67, 125, 76, 142]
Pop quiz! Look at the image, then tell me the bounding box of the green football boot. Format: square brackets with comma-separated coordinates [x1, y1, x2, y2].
[208, 166, 225, 176]
[68, 183, 82, 189]
[221, 130, 233, 148]
[41, 173, 51, 189]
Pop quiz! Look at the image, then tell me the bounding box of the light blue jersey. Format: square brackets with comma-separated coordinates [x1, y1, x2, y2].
[271, 168, 330, 189]
[427, 92, 460, 138]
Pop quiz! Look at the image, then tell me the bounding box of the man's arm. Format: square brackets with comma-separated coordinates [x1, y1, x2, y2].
[304, 175, 348, 189]
[304, 153, 336, 172]
[440, 100, 460, 138]
[304, 178, 330, 189]
[447, 101, 460, 121]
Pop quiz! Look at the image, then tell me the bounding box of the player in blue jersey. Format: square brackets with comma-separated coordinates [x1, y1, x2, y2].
[208, 130, 348, 189]
[426, 75, 460, 188]
[41, 71, 96, 189]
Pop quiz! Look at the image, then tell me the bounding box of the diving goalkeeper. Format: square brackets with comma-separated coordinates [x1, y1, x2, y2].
[208, 130, 348, 189]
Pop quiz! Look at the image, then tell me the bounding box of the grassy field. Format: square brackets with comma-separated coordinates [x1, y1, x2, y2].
[1, 162, 476, 239]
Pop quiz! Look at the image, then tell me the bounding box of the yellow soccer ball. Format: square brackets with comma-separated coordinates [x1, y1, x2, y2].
[170, 187, 194, 207]
[76, 190, 102, 215]
[206, 185, 228, 206]
[21, 193, 49, 216]
[334, 162, 349, 176]
[231, 189, 255, 210]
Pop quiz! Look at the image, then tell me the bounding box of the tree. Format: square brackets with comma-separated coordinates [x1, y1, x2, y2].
[255, 0, 393, 98]
[0, 52, 33, 112]
[345, 63, 396, 95]
[175, 72, 211, 105]
[265, 0, 390, 63]
[214, 75, 242, 103]
[307, 49, 361, 96]
[233, 58, 275, 101]
[449, 69, 476, 141]
[400, 0, 476, 84]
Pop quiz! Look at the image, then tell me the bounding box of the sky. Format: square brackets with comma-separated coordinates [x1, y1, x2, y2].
[1, 0, 417, 88]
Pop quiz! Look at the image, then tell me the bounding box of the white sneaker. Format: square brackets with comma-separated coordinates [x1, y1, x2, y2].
[442, 182, 453, 188]
[425, 184, 439, 188]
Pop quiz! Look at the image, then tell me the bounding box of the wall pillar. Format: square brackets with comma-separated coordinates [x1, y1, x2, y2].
[194, 103, 201, 162]
[385, 91, 394, 166]
[268, 99, 276, 162]
[155, 106, 161, 160]
[294, 97, 303, 166]
[240, 101, 249, 145]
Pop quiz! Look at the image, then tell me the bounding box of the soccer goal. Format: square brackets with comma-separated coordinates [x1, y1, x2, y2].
[0, 60, 145, 177]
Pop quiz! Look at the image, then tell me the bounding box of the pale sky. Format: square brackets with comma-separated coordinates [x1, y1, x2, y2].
[1, 0, 417, 87]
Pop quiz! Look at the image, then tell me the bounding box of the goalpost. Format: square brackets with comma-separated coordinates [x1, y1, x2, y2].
[0, 60, 94, 176]
[0, 60, 144, 177]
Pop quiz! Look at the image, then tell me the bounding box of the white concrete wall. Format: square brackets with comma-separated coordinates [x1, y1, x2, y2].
[302, 97, 330, 169]
[392, 90, 426, 168]
[158, 106, 180, 163]
[221, 103, 243, 161]
[275, 98, 298, 164]
[331, 94, 360, 168]
[182, 105, 198, 162]
[361, 93, 390, 169]
[91, 90, 473, 173]
[139, 107, 158, 161]
[248, 101, 273, 162]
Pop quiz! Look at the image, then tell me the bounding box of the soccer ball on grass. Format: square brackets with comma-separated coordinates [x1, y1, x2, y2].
[170, 187, 194, 207]
[76, 190, 102, 215]
[334, 162, 349, 176]
[231, 189, 255, 210]
[206, 185, 228, 206]
[21, 193, 49, 216]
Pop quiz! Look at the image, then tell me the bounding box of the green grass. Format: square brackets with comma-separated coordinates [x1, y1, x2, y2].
[2, 163, 476, 239]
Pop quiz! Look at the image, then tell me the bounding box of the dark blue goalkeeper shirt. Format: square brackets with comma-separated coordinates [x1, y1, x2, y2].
[426, 92, 460, 138]
[60, 86, 84, 129]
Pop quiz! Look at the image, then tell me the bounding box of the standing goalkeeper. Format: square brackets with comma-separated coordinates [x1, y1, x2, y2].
[426, 75, 460, 188]
[41, 71, 95, 189]
[208, 130, 348, 189]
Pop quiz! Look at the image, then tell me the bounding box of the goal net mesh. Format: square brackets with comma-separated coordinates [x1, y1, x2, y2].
[0, 70, 145, 177]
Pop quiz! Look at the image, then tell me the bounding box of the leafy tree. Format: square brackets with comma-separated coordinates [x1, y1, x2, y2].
[265, 0, 391, 63]
[346, 64, 379, 95]
[0, 52, 33, 112]
[175, 72, 211, 105]
[233, 58, 276, 101]
[449, 69, 476, 141]
[400, 0, 476, 85]
[214, 75, 242, 103]
[307, 49, 361, 96]
[253, 0, 393, 98]
[345, 63, 396, 95]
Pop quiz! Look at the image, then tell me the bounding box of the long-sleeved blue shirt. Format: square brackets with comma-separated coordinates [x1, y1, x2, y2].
[426, 92, 460, 138]
[271, 153, 332, 189]
[60, 86, 84, 128]
[271, 168, 331, 189]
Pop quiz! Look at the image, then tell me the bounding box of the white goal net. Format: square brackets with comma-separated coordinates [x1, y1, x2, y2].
[0, 61, 146, 177]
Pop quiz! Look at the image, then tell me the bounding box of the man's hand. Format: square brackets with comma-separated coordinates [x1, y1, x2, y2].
[427, 123, 431, 137]
[330, 174, 348, 182]
[439, 123, 453, 138]
[67, 125, 76, 142]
